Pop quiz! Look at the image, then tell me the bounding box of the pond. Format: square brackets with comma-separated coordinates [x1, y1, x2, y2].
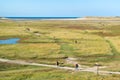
[0, 38, 20, 44]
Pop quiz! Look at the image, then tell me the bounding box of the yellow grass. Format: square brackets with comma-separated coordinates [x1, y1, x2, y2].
[0, 43, 60, 59]
[47, 30, 103, 40]
[0, 27, 30, 36]
[71, 40, 111, 55]
[106, 37, 120, 53]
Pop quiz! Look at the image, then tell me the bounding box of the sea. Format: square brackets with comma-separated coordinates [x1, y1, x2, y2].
[6, 17, 79, 20]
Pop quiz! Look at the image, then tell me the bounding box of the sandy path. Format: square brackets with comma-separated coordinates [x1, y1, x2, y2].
[0, 58, 120, 75]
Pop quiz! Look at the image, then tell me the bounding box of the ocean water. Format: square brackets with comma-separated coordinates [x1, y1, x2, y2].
[0, 38, 20, 44]
[6, 17, 78, 20]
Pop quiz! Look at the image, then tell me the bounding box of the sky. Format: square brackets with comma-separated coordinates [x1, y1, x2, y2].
[0, 0, 120, 17]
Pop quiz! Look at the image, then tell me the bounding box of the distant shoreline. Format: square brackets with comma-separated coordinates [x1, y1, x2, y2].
[5, 17, 80, 21]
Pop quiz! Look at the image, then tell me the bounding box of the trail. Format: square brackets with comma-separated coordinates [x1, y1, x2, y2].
[0, 58, 120, 75]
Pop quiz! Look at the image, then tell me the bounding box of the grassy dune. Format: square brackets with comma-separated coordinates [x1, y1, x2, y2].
[0, 19, 120, 79]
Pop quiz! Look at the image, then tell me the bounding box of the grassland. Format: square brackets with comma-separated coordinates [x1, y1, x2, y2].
[0, 19, 120, 79]
[0, 67, 120, 80]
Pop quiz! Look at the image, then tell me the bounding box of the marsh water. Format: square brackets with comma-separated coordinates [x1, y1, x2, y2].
[0, 38, 20, 44]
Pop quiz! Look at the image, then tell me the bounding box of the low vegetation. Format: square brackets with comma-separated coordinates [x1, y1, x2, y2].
[0, 66, 120, 80]
[0, 19, 120, 79]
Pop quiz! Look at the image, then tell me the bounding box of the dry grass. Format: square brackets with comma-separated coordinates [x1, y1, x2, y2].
[106, 37, 120, 53]
[0, 19, 120, 74]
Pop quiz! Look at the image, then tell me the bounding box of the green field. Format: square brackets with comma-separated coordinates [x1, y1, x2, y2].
[0, 19, 120, 79]
[0, 65, 120, 80]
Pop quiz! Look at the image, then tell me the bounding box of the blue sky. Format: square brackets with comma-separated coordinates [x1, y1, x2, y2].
[0, 0, 120, 17]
